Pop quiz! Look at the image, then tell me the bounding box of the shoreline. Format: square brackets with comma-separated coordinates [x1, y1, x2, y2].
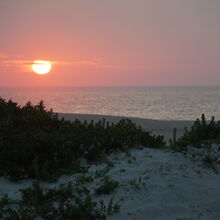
[58, 113, 194, 127]
[58, 113, 194, 140]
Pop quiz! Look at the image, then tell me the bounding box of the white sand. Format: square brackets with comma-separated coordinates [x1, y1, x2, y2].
[58, 113, 194, 140]
[1, 114, 219, 219]
[1, 147, 220, 219]
[101, 147, 220, 219]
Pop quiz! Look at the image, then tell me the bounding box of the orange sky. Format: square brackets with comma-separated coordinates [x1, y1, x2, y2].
[0, 0, 220, 87]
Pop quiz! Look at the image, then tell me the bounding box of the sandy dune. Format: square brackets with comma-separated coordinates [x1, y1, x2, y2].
[1, 147, 220, 219]
[1, 114, 219, 219]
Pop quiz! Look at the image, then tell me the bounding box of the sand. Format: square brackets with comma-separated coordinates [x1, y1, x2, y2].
[96, 147, 220, 220]
[1, 114, 219, 219]
[58, 113, 194, 140]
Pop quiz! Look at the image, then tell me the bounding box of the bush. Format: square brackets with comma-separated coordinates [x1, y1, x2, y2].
[173, 114, 220, 149]
[95, 176, 119, 195]
[0, 97, 165, 181]
[0, 181, 120, 219]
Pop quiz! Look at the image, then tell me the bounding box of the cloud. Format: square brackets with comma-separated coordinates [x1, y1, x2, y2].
[0, 54, 7, 58]
[55, 60, 118, 68]
[55, 60, 100, 66]
[0, 55, 118, 70]
[0, 54, 102, 66]
[0, 55, 159, 72]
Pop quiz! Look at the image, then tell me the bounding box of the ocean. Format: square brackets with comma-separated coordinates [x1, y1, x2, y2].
[0, 87, 220, 120]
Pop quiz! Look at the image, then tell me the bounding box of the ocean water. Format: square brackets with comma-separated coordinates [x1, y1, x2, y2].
[0, 87, 220, 120]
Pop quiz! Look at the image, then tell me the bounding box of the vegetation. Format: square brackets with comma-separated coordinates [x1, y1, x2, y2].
[0, 97, 165, 181]
[2, 97, 220, 219]
[95, 176, 119, 195]
[170, 114, 220, 172]
[0, 181, 120, 220]
[172, 114, 220, 150]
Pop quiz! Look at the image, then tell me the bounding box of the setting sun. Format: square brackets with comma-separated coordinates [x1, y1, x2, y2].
[32, 60, 52, 75]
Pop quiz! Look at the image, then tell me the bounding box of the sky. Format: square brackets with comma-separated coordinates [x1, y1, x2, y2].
[0, 0, 220, 87]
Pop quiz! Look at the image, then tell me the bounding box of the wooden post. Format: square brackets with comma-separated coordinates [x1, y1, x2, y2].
[173, 128, 177, 143]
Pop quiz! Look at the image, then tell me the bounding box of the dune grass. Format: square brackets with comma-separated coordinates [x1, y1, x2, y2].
[172, 114, 220, 150]
[0, 97, 165, 181]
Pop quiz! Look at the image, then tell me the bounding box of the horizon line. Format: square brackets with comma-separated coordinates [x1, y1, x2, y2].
[0, 85, 220, 88]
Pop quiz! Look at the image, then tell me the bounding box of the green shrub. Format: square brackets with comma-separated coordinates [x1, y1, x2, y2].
[0, 97, 165, 180]
[202, 155, 215, 166]
[0, 181, 119, 219]
[95, 176, 119, 195]
[173, 114, 220, 150]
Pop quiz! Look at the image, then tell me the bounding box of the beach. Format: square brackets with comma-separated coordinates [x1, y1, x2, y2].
[1, 114, 220, 219]
[2, 0, 220, 218]
[59, 113, 194, 140]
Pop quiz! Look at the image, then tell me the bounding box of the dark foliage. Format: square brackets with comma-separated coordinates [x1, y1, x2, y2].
[0, 182, 120, 219]
[95, 176, 119, 195]
[0, 97, 165, 181]
[173, 114, 220, 149]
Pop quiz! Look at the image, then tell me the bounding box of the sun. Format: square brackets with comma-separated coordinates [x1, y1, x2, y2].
[32, 60, 52, 75]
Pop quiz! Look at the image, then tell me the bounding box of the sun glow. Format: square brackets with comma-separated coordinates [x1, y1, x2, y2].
[32, 60, 52, 75]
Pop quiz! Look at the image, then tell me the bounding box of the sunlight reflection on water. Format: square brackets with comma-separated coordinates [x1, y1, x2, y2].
[0, 87, 220, 120]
